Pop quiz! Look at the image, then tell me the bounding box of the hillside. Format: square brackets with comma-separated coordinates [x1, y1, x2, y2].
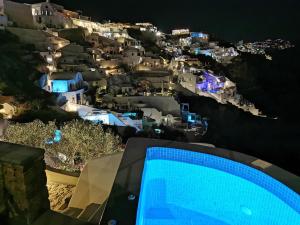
[0, 31, 78, 122]
[0, 31, 46, 99]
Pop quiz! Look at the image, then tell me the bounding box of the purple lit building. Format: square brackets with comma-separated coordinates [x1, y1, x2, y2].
[197, 71, 225, 93]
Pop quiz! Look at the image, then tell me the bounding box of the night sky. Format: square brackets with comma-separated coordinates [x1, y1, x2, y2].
[12, 0, 300, 41]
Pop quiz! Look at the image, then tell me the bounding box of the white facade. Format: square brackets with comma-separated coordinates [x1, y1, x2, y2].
[0, 14, 7, 28]
[58, 89, 85, 105]
[172, 29, 190, 36]
[40, 51, 55, 64]
[122, 47, 143, 67]
[0, 0, 7, 29]
[142, 57, 163, 68]
[31, 2, 73, 29]
[122, 55, 142, 67]
[71, 18, 128, 40]
[0, 0, 4, 14]
[31, 2, 55, 17]
[123, 48, 144, 57]
[72, 18, 103, 33]
[141, 108, 163, 124]
[4, 0, 73, 29]
[63, 102, 141, 131]
[135, 23, 158, 32]
[102, 45, 121, 55]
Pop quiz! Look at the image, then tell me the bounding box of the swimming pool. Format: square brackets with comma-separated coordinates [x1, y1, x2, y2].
[136, 147, 300, 225]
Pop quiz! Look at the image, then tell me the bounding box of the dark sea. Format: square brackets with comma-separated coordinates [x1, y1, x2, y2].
[180, 41, 300, 176]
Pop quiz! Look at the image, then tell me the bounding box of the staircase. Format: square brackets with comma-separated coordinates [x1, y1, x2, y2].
[62, 201, 107, 224]
[60, 154, 123, 224]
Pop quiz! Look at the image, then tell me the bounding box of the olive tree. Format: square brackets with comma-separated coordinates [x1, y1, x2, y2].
[2, 119, 56, 150]
[2, 120, 123, 171]
[51, 120, 122, 169]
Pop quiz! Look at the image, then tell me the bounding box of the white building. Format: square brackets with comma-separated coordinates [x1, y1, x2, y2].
[0, 14, 7, 29]
[0, 0, 7, 29]
[31, 1, 74, 29]
[178, 73, 198, 93]
[63, 102, 142, 131]
[141, 108, 163, 124]
[172, 29, 190, 36]
[122, 47, 144, 67]
[71, 18, 104, 34]
[40, 51, 58, 70]
[58, 88, 85, 105]
[135, 22, 158, 32]
[211, 47, 239, 64]
[40, 72, 85, 93]
[71, 18, 130, 40]
[39, 71, 87, 105]
[0, 0, 3, 14]
[4, 0, 73, 29]
[141, 57, 164, 68]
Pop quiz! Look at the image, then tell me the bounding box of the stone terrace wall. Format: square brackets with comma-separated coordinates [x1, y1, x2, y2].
[0, 142, 50, 225]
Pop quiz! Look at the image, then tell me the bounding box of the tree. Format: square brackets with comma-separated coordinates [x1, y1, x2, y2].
[2, 119, 56, 150]
[52, 120, 122, 169]
[2, 120, 123, 171]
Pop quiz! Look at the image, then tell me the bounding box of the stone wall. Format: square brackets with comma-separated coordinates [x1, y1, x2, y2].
[0, 142, 50, 225]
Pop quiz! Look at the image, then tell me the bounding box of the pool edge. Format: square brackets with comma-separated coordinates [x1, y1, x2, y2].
[100, 138, 300, 225]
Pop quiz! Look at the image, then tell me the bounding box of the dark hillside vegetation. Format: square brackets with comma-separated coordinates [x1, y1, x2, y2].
[0, 31, 77, 122]
[0, 31, 47, 99]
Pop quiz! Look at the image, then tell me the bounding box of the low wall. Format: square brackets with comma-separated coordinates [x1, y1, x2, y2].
[45, 169, 79, 186]
[0, 142, 50, 225]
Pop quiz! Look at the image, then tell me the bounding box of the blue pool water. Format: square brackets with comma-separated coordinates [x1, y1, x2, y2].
[136, 147, 300, 225]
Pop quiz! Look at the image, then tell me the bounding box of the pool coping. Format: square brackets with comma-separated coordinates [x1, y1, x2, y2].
[100, 138, 300, 225]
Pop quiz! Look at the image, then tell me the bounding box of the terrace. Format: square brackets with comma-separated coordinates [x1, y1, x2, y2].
[1, 138, 300, 225]
[101, 138, 300, 225]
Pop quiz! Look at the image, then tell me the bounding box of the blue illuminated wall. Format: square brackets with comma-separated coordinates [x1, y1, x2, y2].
[39, 74, 48, 88]
[45, 72, 83, 93]
[51, 80, 69, 93]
